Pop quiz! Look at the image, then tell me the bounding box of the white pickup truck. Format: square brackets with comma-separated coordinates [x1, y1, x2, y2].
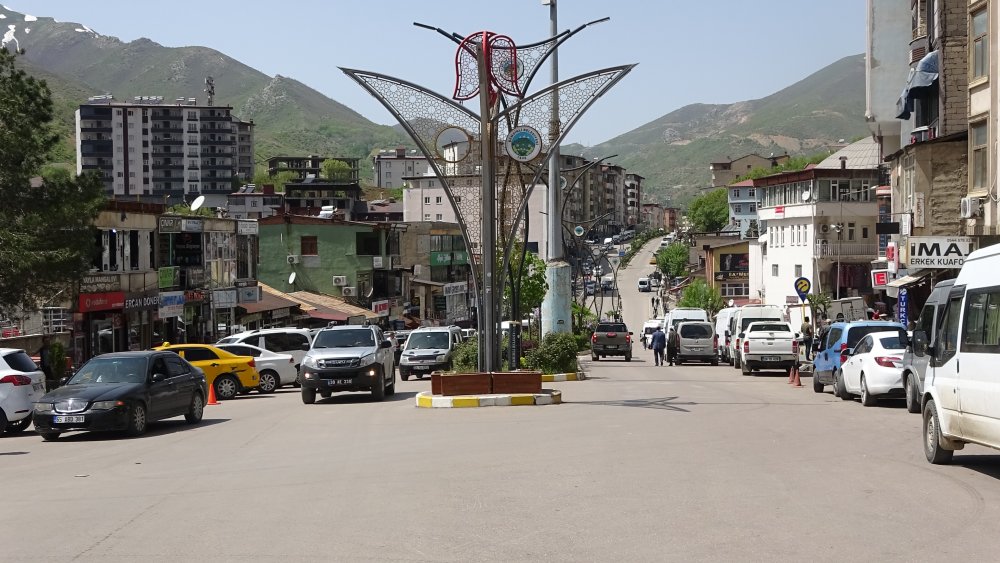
[740, 321, 799, 376]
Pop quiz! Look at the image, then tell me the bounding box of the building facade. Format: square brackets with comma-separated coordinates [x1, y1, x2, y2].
[372, 147, 430, 190]
[709, 153, 790, 188]
[227, 184, 284, 220]
[726, 179, 759, 237]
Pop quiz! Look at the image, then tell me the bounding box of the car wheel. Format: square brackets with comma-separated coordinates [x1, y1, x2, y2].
[624, 353, 632, 362]
[185, 392, 204, 424]
[257, 370, 278, 394]
[40, 431, 60, 441]
[387, 370, 396, 396]
[835, 370, 852, 401]
[293, 372, 301, 388]
[741, 361, 751, 376]
[711, 359, 719, 366]
[5, 414, 32, 433]
[301, 387, 317, 404]
[812, 377, 824, 393]
[125, 403, 148, 437]
[860, 375, 877, 407]
[734, 354, 741, 369]
[592, 354, 599, 361]
[214, 375, 239, 401]
[923, 399, 954, 464]
[905, 375, 921, 414]
[401, 372, 410, 382]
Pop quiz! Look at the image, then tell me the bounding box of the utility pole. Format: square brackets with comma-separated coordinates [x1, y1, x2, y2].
[540, 0, 571, 337]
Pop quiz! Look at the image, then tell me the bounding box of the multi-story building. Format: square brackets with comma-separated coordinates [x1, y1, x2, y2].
[965, 0, 998, 237]
[372, 147, 430, 190]
[624, 173, 643, 228]
[267, 155, 326, 178]
[640, 203, 664, 231]
[753, 139, 882, 306]
[709, 153, 790, 188]
[663, 207, 680, 232]
[234, 119, 255, 182]
[227, 184, 284, 220]
[282, 158, 364, 220]
[76, 96, 251, 207]
[726, 179, 759, 237]
[603, 164, 626, 234]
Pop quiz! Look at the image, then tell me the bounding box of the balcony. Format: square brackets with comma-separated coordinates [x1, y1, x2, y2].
[814, 241, 878, 259]
[200, 113, 232, 122]
[151, 125, 184, 133]
[200, 139, 234, 146]
[152, 138, 184, 146]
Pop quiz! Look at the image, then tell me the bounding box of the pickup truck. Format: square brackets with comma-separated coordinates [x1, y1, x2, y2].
[740, 321, 799, 376]
[590, 322, 632, 362]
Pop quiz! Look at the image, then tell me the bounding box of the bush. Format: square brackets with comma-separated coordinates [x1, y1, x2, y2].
[525, 332, 579, 374]
[574, 333, 591, 352]
[452, 336, 479, 372]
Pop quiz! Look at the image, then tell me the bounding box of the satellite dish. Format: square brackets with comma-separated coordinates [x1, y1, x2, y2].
[801, 190, 811, 202]
[190, 195, 206, 211]
[288, 272, 296, 285]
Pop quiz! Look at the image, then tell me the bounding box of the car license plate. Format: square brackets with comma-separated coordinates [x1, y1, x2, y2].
[54, 415, 84, 424]
[689, 347, 702, 352]
[32, 382, 44, 392]
[413, 365, 430, 371]
[326, 379, 352, 386]
[605, 345, 618, 350]
[762, 356, 780, 362]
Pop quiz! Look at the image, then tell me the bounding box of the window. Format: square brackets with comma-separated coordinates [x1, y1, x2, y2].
[424, 197, 430, 204]
[749, 203, 756, 213]
[424, 213, 431, 221]
[862, 227, 869, 239]
[772, 264, 779, 277]
[181, 347, 218, 362]
[748, 188, 755, 197]
[940, 294, 964, 358]
[734, 203, 742, 213]
[436, 196, 443, 204]
[436, 214, 443, 221]
[972, 9, 989, 79]
[847, 223, 856, 241]
[733, 189, 740, 198]
[356, 232, 380, 255]
[795, 264, 802, 278]
[972, 122, 988, 190]
[264, 333, 309, 353]
[962, 288, 1000, 353]
[300, 236, 318, 256]
[165, 356, 190, 376]
[721, 283, 749, 297]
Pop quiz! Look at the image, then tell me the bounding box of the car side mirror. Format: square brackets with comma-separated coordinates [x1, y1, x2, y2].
[380, 340, 392, 349]
[301, 343, 310, 351]
[738, 333, 745, 339]
[151, 372, 168, 382]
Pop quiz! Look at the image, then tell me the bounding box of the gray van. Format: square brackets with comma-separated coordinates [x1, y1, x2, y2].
[675, 321, 718, 365]
[900, 279, 954, 414]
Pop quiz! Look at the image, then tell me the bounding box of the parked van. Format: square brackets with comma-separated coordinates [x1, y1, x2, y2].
[915, 244, 1000, 463]
[728, 305, 784, 370]
[900, 279, 954, 414]
[664, 308, 709, 330]
[675, 321, 718, 365]
[713, 307, 739, 364]
[812, 320, 906, 395]
[637, 278, 651, 292]
[641, 319, 663, 348]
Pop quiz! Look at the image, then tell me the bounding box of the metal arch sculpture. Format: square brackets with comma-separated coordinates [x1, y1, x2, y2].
[340, 20, 633, 372]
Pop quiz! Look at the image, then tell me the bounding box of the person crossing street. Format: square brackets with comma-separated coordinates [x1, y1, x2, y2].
[650, 326, 666, 366]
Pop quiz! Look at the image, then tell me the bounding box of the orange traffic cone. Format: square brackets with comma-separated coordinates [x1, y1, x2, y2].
[790, 364, 803, 388]
[207, 382, 221, 405]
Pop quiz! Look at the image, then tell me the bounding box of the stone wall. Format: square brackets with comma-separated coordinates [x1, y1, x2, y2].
[937, 0, 969, 136]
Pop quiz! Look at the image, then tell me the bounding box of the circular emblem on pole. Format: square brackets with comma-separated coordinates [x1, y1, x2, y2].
[573, 225, 586, 237]
[505, 126, 543, 162]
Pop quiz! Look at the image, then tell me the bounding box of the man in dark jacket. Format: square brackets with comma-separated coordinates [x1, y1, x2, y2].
[650, 327, 667, 366]
[667, 327, 680, 366]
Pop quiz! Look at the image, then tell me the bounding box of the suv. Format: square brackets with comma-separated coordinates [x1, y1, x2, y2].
[299, 325, 395, 404]
[217, 328, 313, 369]
[398, 327, 459, 380]
[591, 322, 633, 361]
[812, 320, 906, 396]
[0, 348, 46, 434]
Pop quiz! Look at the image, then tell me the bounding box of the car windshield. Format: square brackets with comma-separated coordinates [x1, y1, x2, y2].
[750, 324, 789, 332]
[680, 324, 713, 338]
[596, 324, 627, 333]
[741, 316, 779, 331]
[68, 357, 148, 385]
[406, 332, 450, 350]
[879, 336, 905, 350]
[847, 326, 906, 348]
[312, 330, 375, 349]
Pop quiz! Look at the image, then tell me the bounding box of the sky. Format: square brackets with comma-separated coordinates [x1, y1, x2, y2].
[11, 1, 867, 146]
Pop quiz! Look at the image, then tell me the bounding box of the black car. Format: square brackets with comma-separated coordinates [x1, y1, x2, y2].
[32, 351, 208, 441]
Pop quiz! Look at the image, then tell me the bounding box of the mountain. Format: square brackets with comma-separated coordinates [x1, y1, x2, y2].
[576, 54, 869, 206]
[2, 7, 407, 175]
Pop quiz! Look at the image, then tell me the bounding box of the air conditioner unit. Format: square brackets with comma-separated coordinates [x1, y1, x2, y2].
[960, 196, 983, 219]
[286, 255, 300, 264]
[342, 286, 357, 297]
[820, 224, 831, 234]
[332, 275, 348, 286]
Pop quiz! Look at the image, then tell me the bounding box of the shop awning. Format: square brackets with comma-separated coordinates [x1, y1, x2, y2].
[410, 278, 446, 287]
[887, 269, 932, 288]
[306, 310, 349, 322]
[288, 291, 380, 321]
[237, 292, 299, 314]
[896, 50, 939, 119]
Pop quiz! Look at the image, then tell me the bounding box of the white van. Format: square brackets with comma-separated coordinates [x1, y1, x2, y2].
[713, 307, 739, 364]
[641, 319, 664, 347]
[664, 308, 709, 331]
[916, 243, 1000, 464]
[637, 278, 651, 292]
[728, 305, 785, 370]
[603, 237, 614, 246]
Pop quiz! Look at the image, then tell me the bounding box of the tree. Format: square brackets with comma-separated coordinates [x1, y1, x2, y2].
[657, 242, 690, 278]
[251, 167, 299, 192]
[687, 188, 729, 232]
[322, 158, 353, 182]
[805, 292, 832, 320]
[677, 279, 725, 316]
[0, 48, 105, 317]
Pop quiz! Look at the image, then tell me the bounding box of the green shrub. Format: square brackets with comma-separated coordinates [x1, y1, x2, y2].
[525, 332, 579, 374]
[574, 333, 591, 352]
[452, 336, 479, 372]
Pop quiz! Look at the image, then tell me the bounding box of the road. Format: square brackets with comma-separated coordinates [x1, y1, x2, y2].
[5, 237, 1000, 561]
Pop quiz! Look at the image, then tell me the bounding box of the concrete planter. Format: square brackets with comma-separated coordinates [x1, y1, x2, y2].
[435, 372, 492, 396]
[492, 370, 542, 394]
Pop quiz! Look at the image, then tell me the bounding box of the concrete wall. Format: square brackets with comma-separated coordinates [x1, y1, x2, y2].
[0, 332, 71, 357]
[939, 0, 970, 137]
[866, 0, 910, 143]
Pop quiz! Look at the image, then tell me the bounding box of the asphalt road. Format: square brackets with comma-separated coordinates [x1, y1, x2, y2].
[5, 238, 1000, 561]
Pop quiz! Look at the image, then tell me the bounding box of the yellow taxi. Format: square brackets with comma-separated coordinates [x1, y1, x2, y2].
[649, 256, 658, 265]
[154, 343, 259, 400]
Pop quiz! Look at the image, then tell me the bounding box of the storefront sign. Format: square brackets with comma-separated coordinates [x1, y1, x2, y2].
[185, 267, 205, 288]
[237, 221, 258, 235]
[430, 252, 452, 266]
[914, 193, 925, 228]
[775, 205, 785, 218]
[181, 219, 203, 232]
[81, 274, 121, 293]
[871, 269, 890, 288]
[158, 267, 179, 289]
[124, 292, 159, 312]
[898, 289, 909, 328]
[184, 290, 205, 303]
[271, 308, 290, 320]
[908, 236, 977, 269]
[452, 250, 469, 264]
[79, 291, 125, 313]
[238, 287, 260, 303]
[158, 216, 182, 233]
[234, 279, 257, 288]
[371, 300, 390, 317]
[443, 282, 468, 296]
[172, 233, 203, 266]
[158, 291, 185, 318]
[212, 289, 238, 309]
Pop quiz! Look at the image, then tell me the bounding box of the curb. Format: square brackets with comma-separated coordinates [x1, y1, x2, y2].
[542, 372, 585, 382]
[415, 390, 562, 408]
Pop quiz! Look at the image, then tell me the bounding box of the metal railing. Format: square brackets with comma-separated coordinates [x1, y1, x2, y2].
[814, 241, 877, 258]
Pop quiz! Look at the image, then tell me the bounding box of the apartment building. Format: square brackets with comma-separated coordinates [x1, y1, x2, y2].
[227, 184, 284, 220]
[624, 173, 643, 228]
[709, 153, 790, 188]
[965, 0, 998, 236]
[234, 119, 255, 182]
[726, 179, 759, 237]
[372, 147, 430, 189]
[76, 96, 251, 207]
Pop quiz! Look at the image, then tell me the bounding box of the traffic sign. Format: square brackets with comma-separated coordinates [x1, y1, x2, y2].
[618, 249, 625, 257]
[794, 277, 811, 302]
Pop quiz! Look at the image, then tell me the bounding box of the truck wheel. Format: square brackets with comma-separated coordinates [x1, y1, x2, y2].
[301, 387, 316, 404]
[401, 372, 410, 382]
[734, 355, 741, 369]
[741, 361, 751, 376]
[371, 368, 386, 402]
[923, 399, 954, 464]
[905, 376, 920, 413]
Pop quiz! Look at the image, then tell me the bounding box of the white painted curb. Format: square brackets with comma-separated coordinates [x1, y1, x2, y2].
[415, 390, 562, 408]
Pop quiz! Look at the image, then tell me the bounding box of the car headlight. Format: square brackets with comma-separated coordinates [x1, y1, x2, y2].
[302, 356, 318, 369]
[360, 353, 376, 366]
[436, 355, 448, 363]
[34, 403, 54, 413]
[400, 355, 411, 365]
[91, 400, 125, 410]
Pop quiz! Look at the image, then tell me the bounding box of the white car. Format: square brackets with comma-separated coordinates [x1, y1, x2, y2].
[0, 348, 46, 434]
[216, 343, 298, 393]
[839, 331, 906, 406]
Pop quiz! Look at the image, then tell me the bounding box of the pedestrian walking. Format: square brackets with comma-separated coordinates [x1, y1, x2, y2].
[666, 327, 680, 366]
[800, 316, 814, 361]
[38, 335, 54, 388]
[650, 326, 666, 367]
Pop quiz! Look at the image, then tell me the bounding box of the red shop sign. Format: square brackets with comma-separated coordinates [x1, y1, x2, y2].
[79, 291, 126, 313]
